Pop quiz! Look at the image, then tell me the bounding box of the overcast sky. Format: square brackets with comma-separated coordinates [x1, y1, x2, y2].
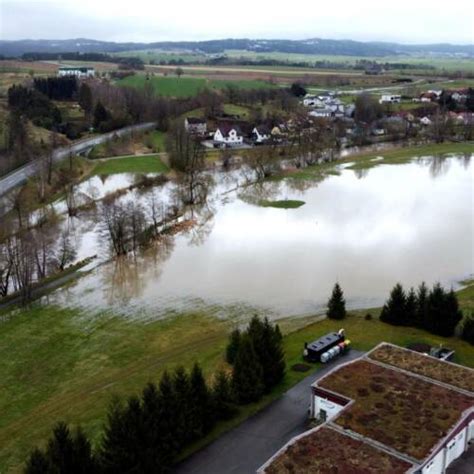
[1, 0, 473, 44]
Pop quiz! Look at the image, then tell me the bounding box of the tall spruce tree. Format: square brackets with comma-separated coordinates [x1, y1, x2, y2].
[173, 366, 192, 447]
[405, 287, 417, 326]
[424, 283, 462, 337]
[415, 282, 428, 328]
[93, 101, 109, 128]
[231, 335, 264, 404]
[380, 283, 407, 325]
[189, 364, 214, 439]
[461, 314, 474, 344]
[25, 448, 50, 474]
[327, 283, 346, 320]
[212, 370, 236, 420]
[226, 329, 241, 364]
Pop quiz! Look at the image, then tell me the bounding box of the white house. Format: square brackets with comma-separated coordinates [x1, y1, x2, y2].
[252, 126, 270, 144]
[58, 66, 95, 78]
[379, 94, 401, 104]
[309, 108, 333, 118]
[184, 117, 207, 135]
[213, 124, 244, 146]
[420, 116, 432, 126]
[303, 96, 324, 107]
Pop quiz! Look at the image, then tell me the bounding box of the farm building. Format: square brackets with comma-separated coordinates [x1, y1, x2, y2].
[380, 94, 401, 104]
[185, 117, 207, 135]
[58, 66, 95, 78]
[259, 343, 474, 474]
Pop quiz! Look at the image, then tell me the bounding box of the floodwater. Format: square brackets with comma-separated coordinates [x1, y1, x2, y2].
[52, 153, 473, 320]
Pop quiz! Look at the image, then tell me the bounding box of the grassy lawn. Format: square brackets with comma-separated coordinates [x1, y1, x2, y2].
[258, 199, 305, 209]
[118, 75, 273, 98]
[1, 279, 473, 472]
[92, 154, 169, 175]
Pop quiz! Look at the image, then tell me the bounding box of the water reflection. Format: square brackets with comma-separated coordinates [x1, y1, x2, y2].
[52, 155, 473, 320]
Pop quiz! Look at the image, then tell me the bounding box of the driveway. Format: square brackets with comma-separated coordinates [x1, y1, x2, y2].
[448, 444, 474, 474]
[176, 349, 364, 474]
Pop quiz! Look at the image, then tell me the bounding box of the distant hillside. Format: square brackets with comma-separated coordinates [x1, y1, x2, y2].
[0, 37, 473, 58]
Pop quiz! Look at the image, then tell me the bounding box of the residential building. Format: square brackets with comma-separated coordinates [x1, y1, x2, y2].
[380, 94, 401, 104]
[213, 124, 244, 147]
[259, 343, 474, 474]
[184, 117, 207, 135]
[252, 125, 271, 144]
[58, 66, 95, 78]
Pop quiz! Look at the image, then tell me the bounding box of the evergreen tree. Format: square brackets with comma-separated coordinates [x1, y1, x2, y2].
[173, 366, 192, 447]
[231, 336, 264, 404]
[415, 282, 428, 328]
[156, 371, 180, 462]
[24, 448, 50, 474]
[45, 422, 75, 473]
[461, 314, 474, 344]
[78, 83, 93, 118]
[141, 382, 167, 473]
[327, 283, 346, 320]
[212, 370, 237, 420]
[71, 427, 98, 474]
[93, 101, 109, 128]
[405, 287, 417, 326]
[380, 283, 407, 325]
[189, 363, 214, 439]
[424, 283, 462, 337]
[226, 328, 241, 364]
[99, 396, 144, 473]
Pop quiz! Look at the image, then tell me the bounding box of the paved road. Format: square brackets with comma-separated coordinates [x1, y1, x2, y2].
[448, 444, 474, 474]
[176, 350, 364, 474]
[0, 122, 156, 197]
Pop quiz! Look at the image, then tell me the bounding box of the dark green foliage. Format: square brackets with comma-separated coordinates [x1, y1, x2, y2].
[34, 76, 78, 101]
[25, 422, 98, 474]
[380, 283, 407, 325]
[231, 335, 264, 404]
[189, 363, 214, 438]
[78, 83, 93, 116]
[8, 84, 62, 129]
[93, 101, 109, 128]
[466, 88, 474, 112]
[461, 314, 474, 344]
[173, 366, 192, 447]
[381, 281, 463, 337]
[290, 82, 307, 97]
[327, 283, 346, 320]
[225, 328, 241, 364]
[212, 370, 237, 420]
[24, 448, 49, 474]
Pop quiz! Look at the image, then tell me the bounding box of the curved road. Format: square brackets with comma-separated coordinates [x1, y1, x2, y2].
[0, 122, 156, 197]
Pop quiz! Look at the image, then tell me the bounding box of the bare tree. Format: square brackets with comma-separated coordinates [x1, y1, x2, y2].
[54, 230, 77, 271]
[101, 200, 129, 256]
[0, 241, 13, 297]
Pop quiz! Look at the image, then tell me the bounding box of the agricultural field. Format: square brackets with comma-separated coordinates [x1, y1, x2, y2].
[92, 154, 168, 175]
[1, 278, 473, 472]
[118, 74, 274, 97]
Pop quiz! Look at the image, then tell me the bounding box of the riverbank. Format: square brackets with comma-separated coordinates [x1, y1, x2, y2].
[1, 280, 473, 472]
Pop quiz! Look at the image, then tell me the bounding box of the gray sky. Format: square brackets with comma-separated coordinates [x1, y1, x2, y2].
[1, 0, 473, 44]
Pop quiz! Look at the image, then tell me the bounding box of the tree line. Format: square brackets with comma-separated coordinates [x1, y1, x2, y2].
[380, 282, 463, 337]
[25, 316, 285, 473]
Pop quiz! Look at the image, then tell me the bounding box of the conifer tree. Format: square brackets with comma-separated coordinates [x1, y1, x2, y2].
[461, 314, 474, 344]
[231, 336, 264, 404]
[93, 101, 109, 128]
[173, 366, 192, 447]
[226, 329, 241, 364]
[415, 282, 428, 328]
[327, 283, 346, 320]
[405, 287, 417, 326]
[212, 370, 236, 420]
[189, 363, 214, 439]
[426, 286, 462, 337]
[380, 283, 407, 325]
[45, 422, 75, 473]
[25, 448, 50, 474]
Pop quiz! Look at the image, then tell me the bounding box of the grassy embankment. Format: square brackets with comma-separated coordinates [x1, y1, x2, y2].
[118, 75, 273, 98]
[1, 279, 473, 472]
[92, 154, 169, 175]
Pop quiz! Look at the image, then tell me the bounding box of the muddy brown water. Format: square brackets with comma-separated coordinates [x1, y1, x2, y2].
[49, 153, 473, 320]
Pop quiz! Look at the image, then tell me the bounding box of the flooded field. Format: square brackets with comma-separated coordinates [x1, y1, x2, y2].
[49, 152, 473, 320]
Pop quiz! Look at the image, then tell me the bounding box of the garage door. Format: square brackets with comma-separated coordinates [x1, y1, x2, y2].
[445, 429, 466, 467]
[422, 449, 444, 474]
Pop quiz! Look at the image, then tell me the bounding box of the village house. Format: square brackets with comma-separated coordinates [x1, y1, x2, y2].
[379, 94, 401, 104]
[184, 117, 207, 135]
[258, 343, 474, 474]
[213, 123, 244, 147]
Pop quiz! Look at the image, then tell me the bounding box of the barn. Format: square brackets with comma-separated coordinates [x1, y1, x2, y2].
[259, 342, 474, 474]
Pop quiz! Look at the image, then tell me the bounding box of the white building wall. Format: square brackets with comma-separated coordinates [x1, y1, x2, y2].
[421, 449, 444, 474]
[313, 395, 344, 421]
[468, 420, 474, 441]
[445, 428, 467, 468]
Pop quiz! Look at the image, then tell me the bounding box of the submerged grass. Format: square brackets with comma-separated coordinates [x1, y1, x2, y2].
[1, 279, 473, 472]
[92, 154, 169, 175]
[258, 199, 305, 209]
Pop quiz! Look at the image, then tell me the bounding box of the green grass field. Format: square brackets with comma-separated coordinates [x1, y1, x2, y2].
[1, 278, 473, 472]
[118, 75, 274, 98]
[92, 154, 169, 175]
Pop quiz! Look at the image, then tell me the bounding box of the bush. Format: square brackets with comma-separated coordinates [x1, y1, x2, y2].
[365, 313, 372, 321]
